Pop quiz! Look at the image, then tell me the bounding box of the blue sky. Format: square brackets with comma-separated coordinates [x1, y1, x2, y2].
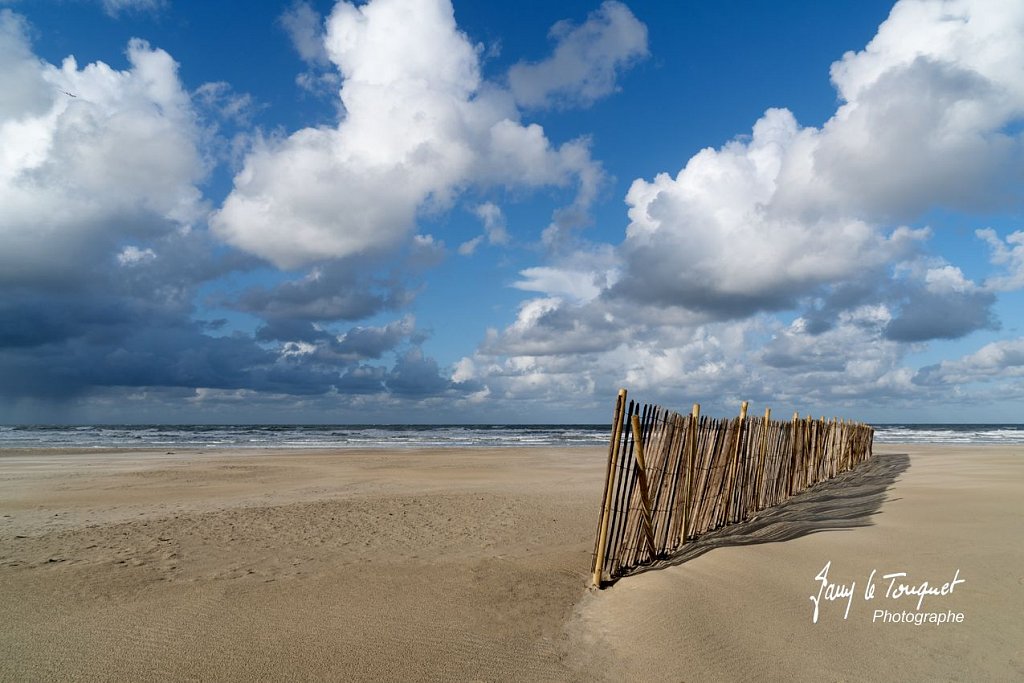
[2, 0, 1023, 424]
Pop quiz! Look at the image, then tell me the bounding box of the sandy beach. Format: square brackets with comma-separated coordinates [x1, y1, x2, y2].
[0, 444, 1021, 681]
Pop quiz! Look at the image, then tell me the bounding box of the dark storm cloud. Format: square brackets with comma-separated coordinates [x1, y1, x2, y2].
[608, 252, 804, 321]
[0, 260, 467, 402]
[235, 265, 412, 323]
[883, 288, 999, 342]
[257, 317, 422, 364]
[255, 319, 328, 344]
[385, 348, 483, 398]
[0, 319, 339, 399]
[799, 281, 887, 335]
[385, 349, 455, 398]
[336, 365, 388, 395]
[335, 318, 423, 360]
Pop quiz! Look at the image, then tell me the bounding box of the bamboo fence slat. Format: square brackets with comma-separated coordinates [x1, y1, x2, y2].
[592, 390, 875, 586]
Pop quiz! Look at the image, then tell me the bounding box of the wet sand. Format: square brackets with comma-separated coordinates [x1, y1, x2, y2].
[0, 444, 1020, 681]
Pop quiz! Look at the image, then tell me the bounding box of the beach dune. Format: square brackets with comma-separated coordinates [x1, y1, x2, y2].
[0, 444, 1021, 681]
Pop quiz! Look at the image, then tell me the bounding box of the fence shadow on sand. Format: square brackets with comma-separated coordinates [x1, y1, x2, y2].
[610, 451, 910, 585]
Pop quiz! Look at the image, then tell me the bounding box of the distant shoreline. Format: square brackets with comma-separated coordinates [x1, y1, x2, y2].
[3, 422, 1024, 449]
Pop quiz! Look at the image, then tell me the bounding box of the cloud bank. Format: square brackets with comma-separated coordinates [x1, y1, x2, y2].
[3, 0, 1023, 421]
[465, 0, 1024, 415]
[0, 1, 649, 418]
[212, 0, 621, 270]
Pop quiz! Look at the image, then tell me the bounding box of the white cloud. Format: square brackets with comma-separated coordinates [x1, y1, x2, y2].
[511, 244, 620, 303]
[916, 338, 1024, 385]
[0, 11, 206, 285]
[473, 201, 509, 246]
[501, 0, 1023, 332]
[923, 264, 973, 294]
[466, 307, 924, 416]
[614, 0, 1024, 315]
[280, 1, 343, 96]
[451, 356, 477, 383]
[459, 201, 509, 256]
[508, 0, 648, 109]
[778, 0, 1024, 221]
[481, 295, 628, 357]
[457, 235, 483, 256]
[280, 1, 330, 66]
[467, 0, 1024, 412]
[117, 245, 157, 265]
[212, 0, 602, 270]
[193, 81, 257, 126]
[513, 267, 603, 302]
[101, 0, 165, 17]
[616, 108, 927, 315]
[977, 228, 1024, 291]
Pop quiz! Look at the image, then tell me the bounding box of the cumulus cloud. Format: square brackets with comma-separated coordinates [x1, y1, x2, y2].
[779, 0, 1024, 221]
[508, 0, 648, 109]
[753, 310, 917, 404]
[614, 108, 928, 317]
[463, 306, 922, 418]
[0, 11, 206, 286]
[481, 296, 628, 357]
[512, 244, 619, 303]
[513, 268, 602, 302]
[977, 228, 1024, 291]
[914, 338, 1024, 386]
[0, 12, 476, 409]
[213, 0, 602, 270]
[465, 0, 1023, 412]
[611, 0, 1024, 320]
[507, 0, 1022, 327]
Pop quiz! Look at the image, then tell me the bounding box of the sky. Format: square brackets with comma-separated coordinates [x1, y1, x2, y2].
[2, 0, 1024, 425]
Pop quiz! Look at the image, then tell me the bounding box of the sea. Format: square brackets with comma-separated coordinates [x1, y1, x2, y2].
[0, 423, 1023, 449]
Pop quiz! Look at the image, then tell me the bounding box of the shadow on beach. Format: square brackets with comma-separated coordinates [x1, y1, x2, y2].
[616, 451, 911, 582]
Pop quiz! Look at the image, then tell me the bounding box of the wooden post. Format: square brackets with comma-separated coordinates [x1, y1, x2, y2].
[679, 403, 700, 546]
[629, 414, 658, 561]
[804, 415, 813, 490]
[755, 407, 771, 510]
[788, 411, 799, 497]
[592, 389, 626, 587]
[724, 401, 748, 523]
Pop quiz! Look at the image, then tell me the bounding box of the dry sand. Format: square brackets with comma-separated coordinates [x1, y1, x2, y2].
[0, 444, 1021, 681]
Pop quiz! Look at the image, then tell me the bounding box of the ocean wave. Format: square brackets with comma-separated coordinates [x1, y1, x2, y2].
[2, 423, 1022, 449]
[0, 424, 612, 449]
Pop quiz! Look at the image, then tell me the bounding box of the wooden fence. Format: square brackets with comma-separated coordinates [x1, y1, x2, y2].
[592, 389, 874, 587]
